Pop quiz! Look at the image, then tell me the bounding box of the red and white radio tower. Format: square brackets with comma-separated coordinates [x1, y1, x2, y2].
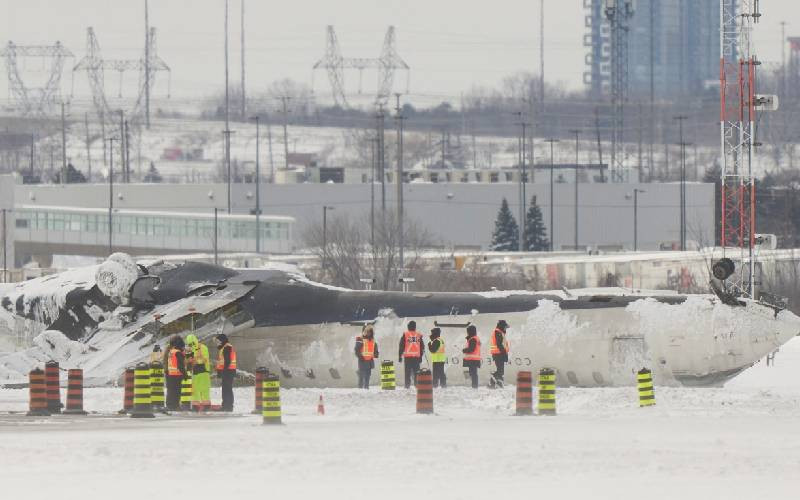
[718, 0, 761, 296]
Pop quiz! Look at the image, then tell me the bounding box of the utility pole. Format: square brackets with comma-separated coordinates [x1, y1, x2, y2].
[594, 107, 604, 183]
[516, 112, 528, 252]
[376, 105, 386, 212]
[278, 96, 290, 170]
[539, 0, 545, 107]
[144, 0, 150, 129]
[61, 101, 67, 184]
[370, 136, 376, 254]
[84, 112, 92, 181]
[251, 115, 261, 253]
[569, 129, 580, 250]
[240, 0, 246, 120]
[781, 21, 787, 98]
[224, 0, 232, 212]
[544, 138, 559, 252]
[674, 115, 687, 251]
[395, 93, 405, 271]
[322, 205, 335, 272]
[631, 188, 645, 251]
[118, 110, 125, 184]
[107, 137, 116, 255]
[648, 0, 655, 182]
[213, 208, 219, 265]
[223, 130, 235, 212]
[124, 120, 131, 182]
[29, 134, 35, 179]
[1, 208, 6, 283]
[266, 113, 275, 182]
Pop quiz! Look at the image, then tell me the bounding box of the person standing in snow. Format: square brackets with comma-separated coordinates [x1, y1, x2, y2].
[214, 334, 237, 411]
[462, 325, 481, 389]
[186, 334, 211, 411]
[354, 325, 379, 389]
[428, 328, 447, 388]
[398, 321, 424, 388]
[489, 320, 510, 388]
[165, 335, 187, 410]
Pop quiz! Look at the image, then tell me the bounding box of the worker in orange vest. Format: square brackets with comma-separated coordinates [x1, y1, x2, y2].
[489, 319, 510, 388]
[214, 334, 237, 412]
[398, 320, 425, 388]
[462, 325, 481, 389]
[354, 325, 379, 389]
[165, 335, 187, 410]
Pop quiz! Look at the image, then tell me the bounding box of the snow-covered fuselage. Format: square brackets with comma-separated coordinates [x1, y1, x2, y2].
[2, 259, 798, 388]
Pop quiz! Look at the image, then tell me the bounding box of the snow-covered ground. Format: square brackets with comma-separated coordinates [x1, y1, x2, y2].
[1, 337, 798, 499]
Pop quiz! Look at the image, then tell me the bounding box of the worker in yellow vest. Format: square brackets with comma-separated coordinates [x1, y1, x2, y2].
[428, 327, 447, 388]
[186, 334, 211, 411]
[214, 334, 237, 411]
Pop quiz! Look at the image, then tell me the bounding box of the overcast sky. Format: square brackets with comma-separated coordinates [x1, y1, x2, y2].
[1, 0, 797, 108]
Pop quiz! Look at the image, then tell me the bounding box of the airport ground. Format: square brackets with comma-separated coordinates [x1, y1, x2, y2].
[0, 339, 799, 499]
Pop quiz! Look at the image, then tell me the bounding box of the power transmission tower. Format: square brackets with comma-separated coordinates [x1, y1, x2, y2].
[604, 0, 634, 183]
[313, 26, 410, 107]
[241, 0, 246, 120]
[1, 42, 73, 118]
[73, 27, 170, 133]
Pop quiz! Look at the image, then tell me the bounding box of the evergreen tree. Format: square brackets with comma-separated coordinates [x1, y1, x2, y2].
[524, 195, 550, 251]
[491, 198, 519, 251]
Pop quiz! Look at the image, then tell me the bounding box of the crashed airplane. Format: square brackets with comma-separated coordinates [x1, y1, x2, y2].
[1, 253, 798, 387]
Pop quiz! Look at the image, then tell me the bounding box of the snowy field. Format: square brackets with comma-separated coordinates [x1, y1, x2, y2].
[1, 338, 799, 500]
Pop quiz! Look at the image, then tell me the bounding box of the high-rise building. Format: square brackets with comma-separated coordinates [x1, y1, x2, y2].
[584, 0, 721, 99]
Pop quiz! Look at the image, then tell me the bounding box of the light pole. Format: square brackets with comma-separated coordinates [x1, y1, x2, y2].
[322, 205, 335, 270]
[569, 129, 581, 250]
[106, 137, 117, 255]
[674, 115, 687, 251]
[1, 208, 7, 283]
[544, 138, 559, 251]
[627, 188, 645, 251]
[250, 115, 261, 253]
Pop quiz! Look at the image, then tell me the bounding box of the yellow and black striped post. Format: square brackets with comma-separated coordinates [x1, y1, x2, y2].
[637, 368, 656, 407]
[262, 374, 282, 425]
[150, 361, 165, 412]
[180, 371, 192, 411]
[537, 368, 556, 416]
[380, 360, 396, 390]
[130, 362, 155, 418]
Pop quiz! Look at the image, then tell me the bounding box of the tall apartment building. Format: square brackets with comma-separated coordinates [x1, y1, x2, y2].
[584, 0, 721, 99]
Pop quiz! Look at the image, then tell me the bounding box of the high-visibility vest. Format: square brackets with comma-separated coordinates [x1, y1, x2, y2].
[192, 344, 211, 373]
[216, 343, 237, 371]
[464, 336, 481, 361]
[402, 331, 422, 358]
[429, 338, 446, 363]
[167, 348, 182, 376]
[358, 337, 376, 361]
[490, 328, 510, 355]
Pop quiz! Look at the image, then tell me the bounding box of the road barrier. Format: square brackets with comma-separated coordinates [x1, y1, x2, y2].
[252, 367, 268, 414]
[45, 360, 61, 414]
[130, 362, 155, 418]
[514, 371, 533, 416]
[416, 369, 434, 414]
[27, 368, 49, 417]
[180, 374, 192, 411]
[262, 374, 282, 425]
[537, 368, 556, 416]
[119, 367, 134, 414]
[150, 361, 165, 412]
[380, 360, 396, 390]
[63, 369, 88, 415]
[637, 368, 656, 407]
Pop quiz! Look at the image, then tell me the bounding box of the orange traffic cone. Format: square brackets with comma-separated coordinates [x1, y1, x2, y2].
[317, 395, 325, 415]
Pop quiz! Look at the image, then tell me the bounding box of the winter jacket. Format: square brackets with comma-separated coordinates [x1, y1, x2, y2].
[355, 336, 379, 368]
[398, 332, 425, 359]
[492, 329, 509, 363]
[462, 336, 481, 368]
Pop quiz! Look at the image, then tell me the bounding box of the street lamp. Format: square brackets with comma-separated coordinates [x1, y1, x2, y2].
[626, 188, 645, 251]
[322, 205, 335, 269]
[544, 138, 559, 251]
[568, 129, 581, 250]
[250, 115, 261, 253]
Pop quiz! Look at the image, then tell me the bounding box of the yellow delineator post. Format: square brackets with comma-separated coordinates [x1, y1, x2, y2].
[180, 370, 192, 411]
[637, 368, 656, 407]
[262, 374, 282, 425]
[380, 360, 396, 390]
[130, 362, 155, 418]
[150, 361, 165, 411]
[537, 368, 556, 416]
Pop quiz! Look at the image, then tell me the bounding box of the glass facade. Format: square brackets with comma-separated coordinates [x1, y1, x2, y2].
[15, 207, 292, 252]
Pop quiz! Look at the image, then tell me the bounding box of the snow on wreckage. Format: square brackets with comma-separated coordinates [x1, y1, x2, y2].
[0, 252, 799, 388]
